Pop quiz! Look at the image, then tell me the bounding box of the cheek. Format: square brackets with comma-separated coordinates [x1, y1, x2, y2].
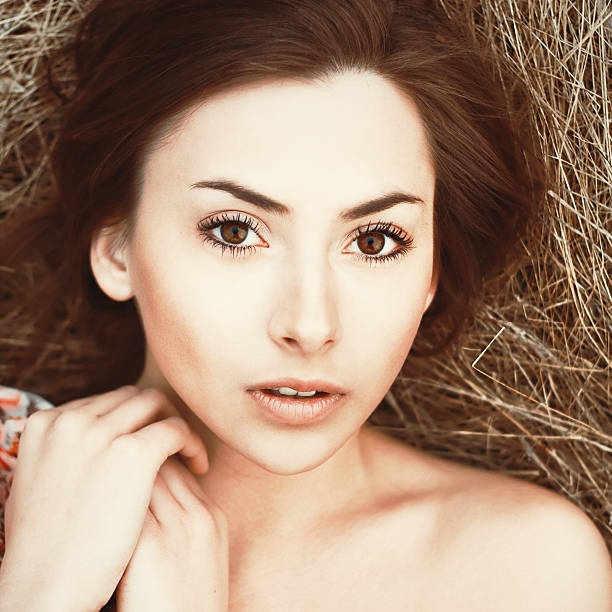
[331, 308, 423, 411]
[355, 289, 425, 371]
[129, 228, 281, 399]
[346, 251, 434, 368]
[128, 231, 241, 371]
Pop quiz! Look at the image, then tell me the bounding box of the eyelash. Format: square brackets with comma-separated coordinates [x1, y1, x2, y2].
[196, 213, 414, 265]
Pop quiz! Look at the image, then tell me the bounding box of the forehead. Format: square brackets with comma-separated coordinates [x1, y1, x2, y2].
[144, 70, 435, 212]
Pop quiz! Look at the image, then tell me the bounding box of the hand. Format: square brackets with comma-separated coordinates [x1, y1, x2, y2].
[116, 456, 228, 612]
[0, 386, 209, 612]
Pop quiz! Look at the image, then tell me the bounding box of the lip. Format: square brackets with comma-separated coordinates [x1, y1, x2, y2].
[248, 389, 347, 425]
[247, 378, 347, 395]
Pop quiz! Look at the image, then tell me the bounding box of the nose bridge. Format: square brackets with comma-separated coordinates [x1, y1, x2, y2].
[269, 244, 341, 353]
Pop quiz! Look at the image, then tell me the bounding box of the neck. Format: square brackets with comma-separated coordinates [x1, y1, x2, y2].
[197, 422, 374, 544]
[134, 366, 377, 551]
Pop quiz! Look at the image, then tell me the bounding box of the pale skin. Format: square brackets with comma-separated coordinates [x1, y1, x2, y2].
[1, 69, 610, 611]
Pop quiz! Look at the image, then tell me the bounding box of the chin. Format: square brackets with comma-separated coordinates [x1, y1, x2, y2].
[256, 455, 330, 476]
[238, 432, 345, 476]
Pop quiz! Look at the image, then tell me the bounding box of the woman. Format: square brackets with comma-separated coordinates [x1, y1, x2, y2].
[0, 0, 610, 610]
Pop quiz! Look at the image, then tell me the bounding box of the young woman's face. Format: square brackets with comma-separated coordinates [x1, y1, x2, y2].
[118, 70, 436, 474]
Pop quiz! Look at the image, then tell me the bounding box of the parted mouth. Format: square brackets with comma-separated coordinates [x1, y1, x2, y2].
[259, 388, 329, 398]
[248, 378, 346, 396]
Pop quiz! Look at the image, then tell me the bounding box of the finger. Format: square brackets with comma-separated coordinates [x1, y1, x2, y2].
[22, 387, 140, 441]
[100, 388, 177, 436]
[145, 506, 160, 530]
[162, 460, 226, 530]
[102, 391, 209, 473]
[157, 458, 209, 511]
[18, 387, 142, 468]
[149, 468, 186, 522]
[53, 386, 141, 418]
[129, 507, 160, 552]
[85, 386, 142, 417]
[122, 415, 210, 475]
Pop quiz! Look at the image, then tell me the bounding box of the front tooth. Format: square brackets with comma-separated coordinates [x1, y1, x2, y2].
[275, 387, 298, 396]
[272, 387, 318, 397]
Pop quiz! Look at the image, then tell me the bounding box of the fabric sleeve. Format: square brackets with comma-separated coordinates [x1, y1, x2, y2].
[0, 385, 55, 564]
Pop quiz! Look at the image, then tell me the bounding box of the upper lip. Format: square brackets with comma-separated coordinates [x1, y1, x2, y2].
[248, 378, 347, 395]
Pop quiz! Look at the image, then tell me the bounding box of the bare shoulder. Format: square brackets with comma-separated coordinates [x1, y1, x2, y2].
[363, 428, 612, 611]
[443, 463, 612, 610]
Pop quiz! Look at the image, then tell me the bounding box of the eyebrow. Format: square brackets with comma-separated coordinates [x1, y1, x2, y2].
[189, 179, 424, 221]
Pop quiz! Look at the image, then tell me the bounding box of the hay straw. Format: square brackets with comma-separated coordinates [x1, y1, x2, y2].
[381, 0, 612, 553]
[1, 0, 611, 555]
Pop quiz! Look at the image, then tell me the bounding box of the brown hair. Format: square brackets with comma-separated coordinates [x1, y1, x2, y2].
[0, 0, 545, 404]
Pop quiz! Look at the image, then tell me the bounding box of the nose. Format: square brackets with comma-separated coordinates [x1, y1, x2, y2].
[267, 250, 341, 355]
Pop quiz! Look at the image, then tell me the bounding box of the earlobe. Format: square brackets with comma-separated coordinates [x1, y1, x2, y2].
[89, 225, 134, 302]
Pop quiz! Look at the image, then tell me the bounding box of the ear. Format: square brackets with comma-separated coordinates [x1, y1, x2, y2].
[90, 224, 134, 302]
[423, 263, 439, 313]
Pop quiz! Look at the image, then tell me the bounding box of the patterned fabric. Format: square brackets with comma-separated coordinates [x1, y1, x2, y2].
[0, 385, 55, 563]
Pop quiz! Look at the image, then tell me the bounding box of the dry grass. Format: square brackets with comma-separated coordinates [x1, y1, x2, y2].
[1, 0, 611, 554]
[377, 0, 612, 554]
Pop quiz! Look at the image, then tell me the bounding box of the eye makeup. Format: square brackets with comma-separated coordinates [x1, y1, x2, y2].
[344, 221, 414, 265]
[196, 212, 415, 265]
[196, 212, 266, 258]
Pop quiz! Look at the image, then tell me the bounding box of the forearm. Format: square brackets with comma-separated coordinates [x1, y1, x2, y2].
[0, 565, 95, 612]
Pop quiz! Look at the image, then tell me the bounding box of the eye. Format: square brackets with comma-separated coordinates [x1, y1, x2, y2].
[196, 214, 413, 264]
[196, 212, 268, 257]
[343, 221, 414, 265]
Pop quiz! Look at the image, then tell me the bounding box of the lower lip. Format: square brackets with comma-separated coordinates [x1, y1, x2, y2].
[248, 390, 346, 425]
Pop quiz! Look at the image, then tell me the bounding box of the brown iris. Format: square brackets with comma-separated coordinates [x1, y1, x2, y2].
[356, 232, 385, 255]
[220, 221, 249, 244]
